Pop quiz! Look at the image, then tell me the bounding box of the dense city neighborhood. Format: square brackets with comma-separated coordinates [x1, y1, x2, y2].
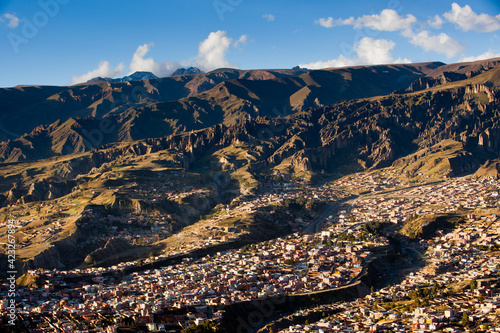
[1, 171, 500, 332]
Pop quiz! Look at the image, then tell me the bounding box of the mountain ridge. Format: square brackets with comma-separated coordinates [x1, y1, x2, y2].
[171, 67, 204, 76]
[86, 71, 160, 83]
[1, 58, 500, 273]
[0, 62, 452, 162]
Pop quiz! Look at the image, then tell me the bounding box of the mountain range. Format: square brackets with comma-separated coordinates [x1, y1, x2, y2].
[0, 59, 499, 168]
[1, 58, 500, 194]
[86, 71, 160, 83]
[86, 67, 206, 84]
[0, 62, 449, 161]
[1, 57, 500, 272]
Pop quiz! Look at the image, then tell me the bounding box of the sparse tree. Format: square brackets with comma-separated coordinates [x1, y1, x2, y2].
[470, 279, 477, 291]
[460, 312, 471, 327]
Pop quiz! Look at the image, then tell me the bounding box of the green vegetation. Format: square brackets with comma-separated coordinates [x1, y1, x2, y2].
[16, 273, 40, 288]
[408, 284, 442, 300]
[460, 312, 471, 328]
[399, 214, 462, 240]
[181, 321, 224, 333]
[362, 221, 384, 237]
[282, 197, 322, 212]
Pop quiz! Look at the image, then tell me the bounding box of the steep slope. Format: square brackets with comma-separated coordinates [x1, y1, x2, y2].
[404, 58, 500, 93]
[391, 139, 483, 180]
[0, 68, 308, 142]
[1, 66, 500, 271]
[474, 159, 500, 178]
[0, 63, 447, 162]
[427, 58, 500, 77]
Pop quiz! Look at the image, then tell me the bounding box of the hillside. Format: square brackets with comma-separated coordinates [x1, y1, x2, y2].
[1, 61, 499, 206]
[1, 58, 500, 271]
[0, 62, 444, 162]
[0, 68, 307, 142]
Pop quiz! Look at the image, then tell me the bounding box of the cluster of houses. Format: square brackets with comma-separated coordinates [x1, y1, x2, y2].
[290, 216, 500, 332]
[0, 229, 382, 331]
[278, 177, 500, 332]
[330, 172, 407, 194]
[322, 177, 499, 230]
[2, 172, 500, 332]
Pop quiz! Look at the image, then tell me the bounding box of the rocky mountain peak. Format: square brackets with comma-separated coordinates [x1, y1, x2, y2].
[171, 67, 204, 76]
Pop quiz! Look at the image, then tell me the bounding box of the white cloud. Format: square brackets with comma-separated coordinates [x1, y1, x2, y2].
[299, 37, 410, 69]
[315, 17, 335, 28]
[299, 55, 356, 69]
[461, 50, 500, 62]
[316, 9, 417, 31]
[427, 15, 444, 29]
[195, 30, 244, 71]
[131, 33, 245, 75]
[403, 29, 466, 58]
[262, 14, 275, 22]
[353, 9, 417, 31]
[71, 31, 247, 83]
[72, 61, 124, 84]
[0, 13, 20, 28]
[236, 35, 247, 46]
[356, 38, 397, 64]
[129, 43, 181, 77]
[444, 3, 500, 32]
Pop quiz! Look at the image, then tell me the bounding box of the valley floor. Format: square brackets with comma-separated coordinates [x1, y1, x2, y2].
[1, 172, 500, 332]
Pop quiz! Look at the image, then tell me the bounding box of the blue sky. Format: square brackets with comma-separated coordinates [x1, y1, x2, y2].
[0, 0, 499, 87]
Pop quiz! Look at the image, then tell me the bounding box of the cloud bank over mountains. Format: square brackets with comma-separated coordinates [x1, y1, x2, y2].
[72, 30, 246, 84]
[72, 2, 500, 83]
[303, 3, 500, 69]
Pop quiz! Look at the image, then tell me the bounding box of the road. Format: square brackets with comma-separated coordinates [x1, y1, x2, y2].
[382, 246, 426, 287]
[304, 203, 338, 234]
[304, 194, 358, 234]
[356, 180, 445, 201]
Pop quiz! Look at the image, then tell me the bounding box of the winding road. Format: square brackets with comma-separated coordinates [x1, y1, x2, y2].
[304, 194, 358, 234]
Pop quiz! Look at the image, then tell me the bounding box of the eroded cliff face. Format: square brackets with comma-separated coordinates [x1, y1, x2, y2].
[22, 245, 65, 271]
[84, 237, 135, 266]
[21, 179, 75, 204]
[156, 81, 500, 174]
[4, 63, 500, 273]
[5, 81, 499, 193]
[20, 226, 83, 272]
